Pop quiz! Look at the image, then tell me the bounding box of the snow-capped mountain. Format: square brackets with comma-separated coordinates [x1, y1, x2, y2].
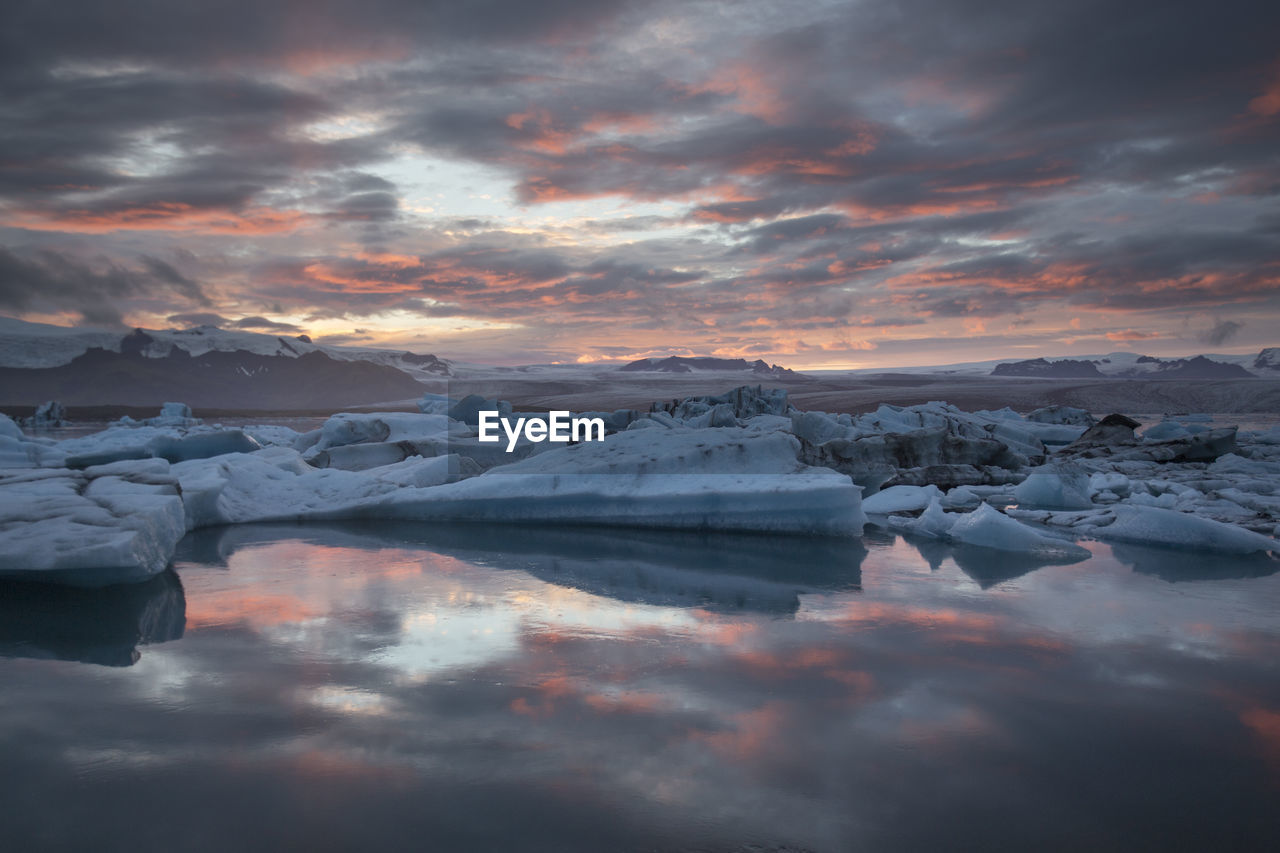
[0, 318, 447, 409]
[617, 356, 797, 376]
[828, 350, 1274, 378]
[0, 317, 450, 381]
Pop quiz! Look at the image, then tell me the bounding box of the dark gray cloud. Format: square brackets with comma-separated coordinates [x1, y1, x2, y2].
[0, 0, 1276, 361]
[1201, 319, 1245, 347]
[0, 246, 208, 325]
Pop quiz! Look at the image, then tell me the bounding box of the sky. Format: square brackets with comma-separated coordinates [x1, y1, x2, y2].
[1, 0, 1278, 369]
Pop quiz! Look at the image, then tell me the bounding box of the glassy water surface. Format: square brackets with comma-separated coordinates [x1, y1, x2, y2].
[2, 522, 1278, 851]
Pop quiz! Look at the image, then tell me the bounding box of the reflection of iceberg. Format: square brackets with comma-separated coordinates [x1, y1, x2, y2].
[0, 569, 186, 667]
[1110, 542, 1280, 583]
[947, 543, 1067, 589]
[175, 521, 865, 615]
[894, 532, 1075, 588]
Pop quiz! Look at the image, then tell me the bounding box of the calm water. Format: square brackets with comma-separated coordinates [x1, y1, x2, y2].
[2, 523, 1279, 852]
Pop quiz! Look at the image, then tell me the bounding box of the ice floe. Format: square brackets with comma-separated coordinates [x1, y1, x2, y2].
[2, 388, 1277, 585]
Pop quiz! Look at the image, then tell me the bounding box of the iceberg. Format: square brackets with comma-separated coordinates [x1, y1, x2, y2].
[1094, 505, 1279, 554]
[946, 504, 1091, 560]
[172, 428, 865, 536]
[888, 496, 956, 539]
[862, 484, 943, 514]
[1013, 463, 1094, 510]
[0, 461, 187, 586]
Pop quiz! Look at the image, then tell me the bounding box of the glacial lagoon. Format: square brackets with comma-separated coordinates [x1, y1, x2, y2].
[2, 524, 1278, 851]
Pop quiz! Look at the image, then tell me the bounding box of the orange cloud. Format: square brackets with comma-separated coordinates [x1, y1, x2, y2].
[1105, 329, 1161, 341]
[505, 108, 578, 154]
[7, 204, 311, 235]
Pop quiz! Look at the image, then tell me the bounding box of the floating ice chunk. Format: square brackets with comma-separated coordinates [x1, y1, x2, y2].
[1089, 471, 1131, 498]
[0, 464, 186, 586]
[1210, 453, 1280, 477]
[682, 403, 738, 429]
[448, 394, 511, 426]
[888, 496, 956, 539]
[789, 411, 849, 445]
[1013, 463, 1093, 509]
[370, 429, 865, 537]
[0, 416, 68, 468]
[625, 417, 668, 431]
[62, 428, 261, 468]
[171, 429, 864, 537]
[1252, 425, 1280, 445]
[416, 393, 451, 415]
[1129, 492, 1178, 509]
[1142, 421, 1191, 441]
[312, 412, 453, 451]
[863, 484, 943, 514]
[1026, 405, 1094, 426]
[941, 485, 982, 509]
[148, 431, 261, 463]
[1096, 505, 1279, 554]
[28, 400, 68, 427]
[172, 450, 478, 528]
[946, 503, 1091, 559]
[0, 414, 23, 441]
[241, 424, 301, 447]
[140, 402, 201, 427]
[973, 406, 1024, 422]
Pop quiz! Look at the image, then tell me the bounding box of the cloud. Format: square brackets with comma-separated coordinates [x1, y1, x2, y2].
[0, 0, 1278, 363]
[167, 312, 233, 328]
[1105, 329, 1162, 342]
[231, 316, 305, 333]
[0, 246, 208, 326]
[1200, 319, 1244, 346]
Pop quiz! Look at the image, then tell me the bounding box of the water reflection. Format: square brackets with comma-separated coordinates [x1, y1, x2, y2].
[1111, 542, 1280, 582]
[1, 527, 1278, 851]
[0, 570, 185, 666]
[892, 528, 1087, 589]
[177, 521, 865, 614]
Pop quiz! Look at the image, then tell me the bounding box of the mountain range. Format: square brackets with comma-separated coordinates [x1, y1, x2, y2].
[0, 317, 1276, 411]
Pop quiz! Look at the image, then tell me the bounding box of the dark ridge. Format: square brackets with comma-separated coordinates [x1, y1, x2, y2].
[1118, 355, 1254, 379]
[991, 358, 1103, 378]
[619, 356, 796, 376]
[399, 351, 451, 373]
[0, 347, 428, 409]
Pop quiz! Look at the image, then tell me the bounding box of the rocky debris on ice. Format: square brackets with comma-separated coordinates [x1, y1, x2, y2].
[1061, 412, 1237, 463]
[1064, 413, 1142, 450]
[650, 385, 793, 422]
[792, 401, 1040, 491]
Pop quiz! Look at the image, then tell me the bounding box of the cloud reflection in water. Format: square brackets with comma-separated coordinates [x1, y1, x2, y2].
[0, 524, 1278, 851]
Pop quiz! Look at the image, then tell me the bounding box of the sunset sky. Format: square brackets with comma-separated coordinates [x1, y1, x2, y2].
[1, 0, 1277, 368]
